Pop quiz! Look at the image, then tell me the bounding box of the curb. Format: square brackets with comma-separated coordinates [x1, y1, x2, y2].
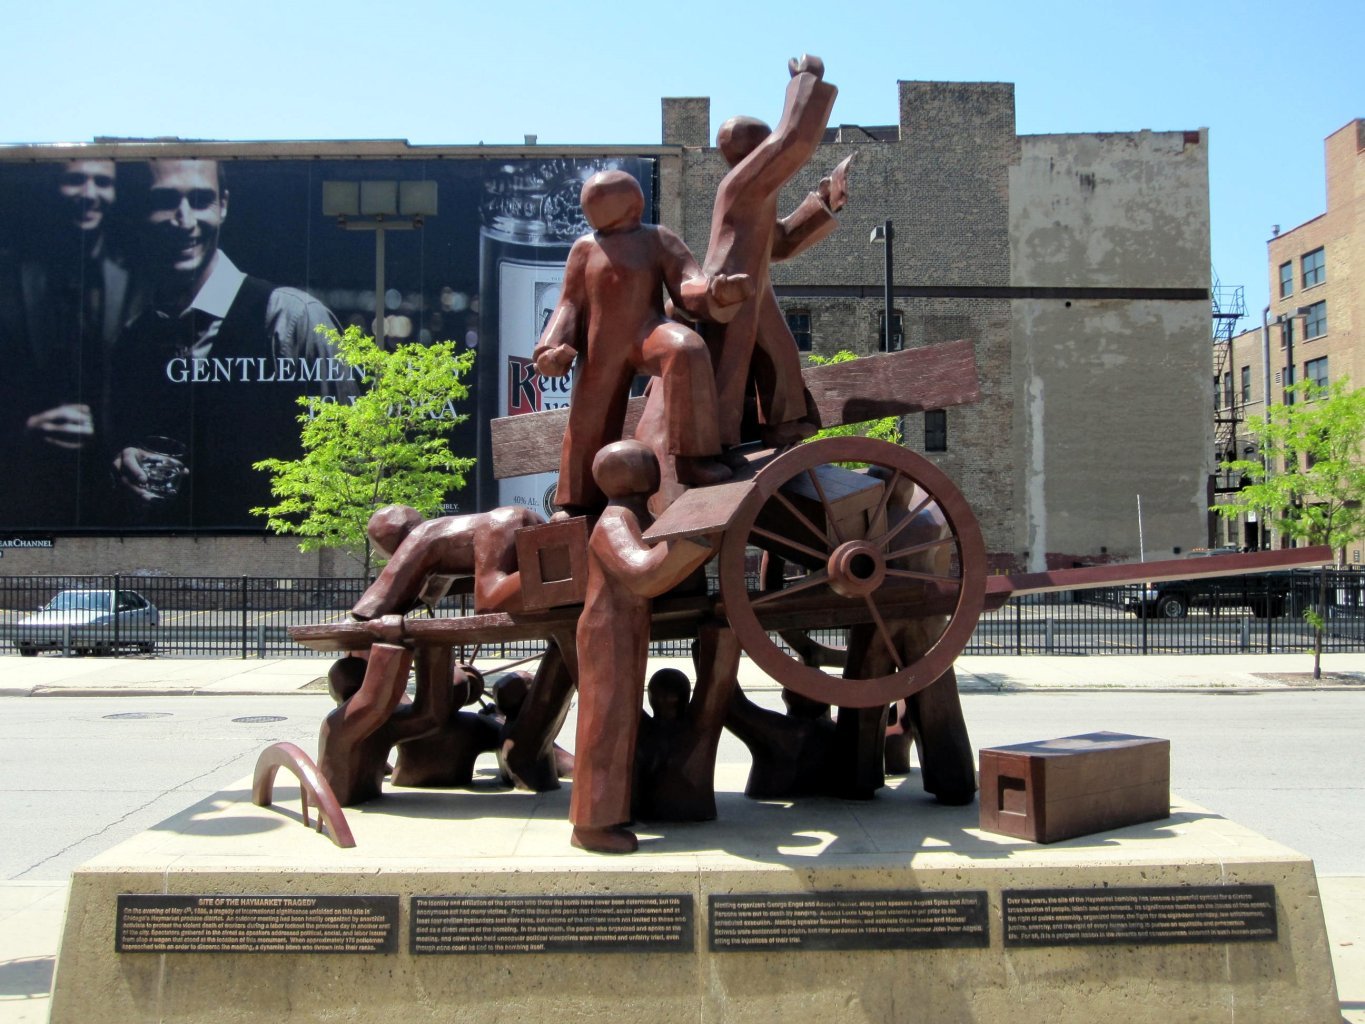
[7, 681, 1365, 698]
[9, 686, 327, 698]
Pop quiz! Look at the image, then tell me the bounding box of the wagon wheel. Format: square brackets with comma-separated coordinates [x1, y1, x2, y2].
[718, 436, 986, 708]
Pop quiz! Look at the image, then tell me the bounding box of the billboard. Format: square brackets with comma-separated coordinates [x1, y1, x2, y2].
[0, 152, 655, 533]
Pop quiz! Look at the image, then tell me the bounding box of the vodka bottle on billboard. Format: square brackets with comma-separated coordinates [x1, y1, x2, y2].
[476, 157, 651, 516]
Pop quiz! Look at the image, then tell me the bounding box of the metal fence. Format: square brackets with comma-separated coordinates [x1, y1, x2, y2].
[2, 569, 1363, 659]
[0, 574, 694, 660]
[962, 568, 1365, 656]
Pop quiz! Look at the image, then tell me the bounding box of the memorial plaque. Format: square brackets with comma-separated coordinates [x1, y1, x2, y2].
[116, 894, 398, 954]
[1002, 885, 1277, 947]
[708, 891, 989, 952]
[411, 894, 694, 954]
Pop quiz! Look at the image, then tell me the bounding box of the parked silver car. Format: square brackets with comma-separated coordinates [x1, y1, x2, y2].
[13, 589, 159, 656]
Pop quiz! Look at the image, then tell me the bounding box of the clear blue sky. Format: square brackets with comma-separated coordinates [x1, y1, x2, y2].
[3, 0, 1361, 322]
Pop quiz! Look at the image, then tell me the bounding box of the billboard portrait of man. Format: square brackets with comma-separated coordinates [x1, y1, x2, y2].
[0, 149, 658, 533]
[0, 159, 136, 525]
[104, 158, 358, 529]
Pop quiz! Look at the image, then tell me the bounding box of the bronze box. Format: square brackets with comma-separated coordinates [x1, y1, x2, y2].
[978, 732, 1170, 844]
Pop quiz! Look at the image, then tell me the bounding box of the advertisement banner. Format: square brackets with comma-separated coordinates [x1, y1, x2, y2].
[0, 153, 654, 532]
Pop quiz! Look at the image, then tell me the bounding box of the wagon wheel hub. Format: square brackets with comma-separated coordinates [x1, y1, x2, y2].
[827, 540, 886, 599]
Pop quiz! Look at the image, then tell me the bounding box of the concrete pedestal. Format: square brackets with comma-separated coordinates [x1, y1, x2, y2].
[51, 766, 1340, 1023]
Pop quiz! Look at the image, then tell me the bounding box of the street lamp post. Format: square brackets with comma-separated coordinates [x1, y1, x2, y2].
[322, 180, 438, 346]
[1256, 303, 1314, 548]
[869, 220, 894, 351]
[1279, 305, 1314, 406]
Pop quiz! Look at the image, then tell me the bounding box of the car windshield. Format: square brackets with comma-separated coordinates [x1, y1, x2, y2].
[43, 591, 110, 612]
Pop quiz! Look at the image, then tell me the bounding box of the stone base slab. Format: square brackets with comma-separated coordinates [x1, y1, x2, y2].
[50, 766, 1341, 1023]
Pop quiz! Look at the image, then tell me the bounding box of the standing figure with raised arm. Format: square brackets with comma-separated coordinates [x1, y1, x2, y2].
[701, 55, 852, 448]
[533, 170, 752, 515]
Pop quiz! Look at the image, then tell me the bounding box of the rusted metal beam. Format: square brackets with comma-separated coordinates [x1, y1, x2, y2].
[982, 546, 1334, 610]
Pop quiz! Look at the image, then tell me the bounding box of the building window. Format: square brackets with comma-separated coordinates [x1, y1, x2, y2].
[1213, 376, 1220, 410]
[1301, 247, 1325, 289]
[924, 409, 947, 452]
[1282, 364, 1295, 404]
[1280, 317, 1293, 348]
[1305, 356, 1328, 389]
[878, 310, 904, 352]
[785, 310, 812, 352]
[1222, 372, 1232, 410]
[1279, 261, 1294, 298]
[1304, 300, 1326, 339]
[1241, 365, 1251, 403]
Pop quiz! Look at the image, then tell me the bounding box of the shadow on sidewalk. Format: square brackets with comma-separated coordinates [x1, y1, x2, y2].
[0, 955, 54, 999]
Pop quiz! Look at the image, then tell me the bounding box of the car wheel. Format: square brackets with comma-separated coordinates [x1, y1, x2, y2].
[138, 642, 156, 655]
[18, 646, 36, 657]
[1155, 596, 1186, 619]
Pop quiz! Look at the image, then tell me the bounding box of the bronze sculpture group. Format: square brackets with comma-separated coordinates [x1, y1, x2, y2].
[281, 55, 986, 854]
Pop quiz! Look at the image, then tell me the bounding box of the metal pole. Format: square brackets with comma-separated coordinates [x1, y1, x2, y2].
[1136, 494, 1145, 562]
[375, 227, 387, 346]
[1260, 306, 1273, 549]
[240, 576, 248, 660]
[882, 219, 894, 351]
[1284, 317, 1295, 405]
[1260, 306, 1273, 428]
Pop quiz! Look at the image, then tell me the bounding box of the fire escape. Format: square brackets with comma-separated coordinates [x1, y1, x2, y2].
[1211, 273, 1247, 500]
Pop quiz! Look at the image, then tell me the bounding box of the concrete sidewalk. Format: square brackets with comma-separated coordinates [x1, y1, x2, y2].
[1, 651, 1362, 1022]
[3, 650, 1365, 697]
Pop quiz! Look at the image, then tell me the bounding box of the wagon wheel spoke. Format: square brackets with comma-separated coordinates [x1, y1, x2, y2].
[867, 468, 903, 533]
[871, 493, 936, 551]
[762, 554, 849, 668]
[805, 468, 846, 546]
[751, 526, 829, 566]
[772, 489, 833, 552]
[883, 567, 962, 586]
[884, 536, 957, 563]
[863, 595, 904, 671]
[750, 569, 831, 608]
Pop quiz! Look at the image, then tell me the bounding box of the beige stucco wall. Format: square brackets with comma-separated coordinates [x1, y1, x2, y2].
[1010, 131, 1212, 568]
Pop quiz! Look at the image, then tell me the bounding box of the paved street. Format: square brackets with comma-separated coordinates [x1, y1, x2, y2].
[0, 654, 1362, 1022]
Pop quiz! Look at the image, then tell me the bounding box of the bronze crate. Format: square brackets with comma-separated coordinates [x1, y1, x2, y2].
[979, 732, 1169, 844]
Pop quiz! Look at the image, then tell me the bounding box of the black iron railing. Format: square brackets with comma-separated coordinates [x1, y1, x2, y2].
[1, 569, 1361, 659]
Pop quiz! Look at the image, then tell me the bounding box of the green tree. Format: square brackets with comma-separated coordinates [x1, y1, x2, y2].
[1213, 377, 1365, 678]
[253, 326, 476, 578]
[805, 349, 903, 445]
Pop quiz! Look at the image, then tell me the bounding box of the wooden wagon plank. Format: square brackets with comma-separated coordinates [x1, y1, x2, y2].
[803, 338, 979, 429]
[982, 546, 1334, 610]
[490, 340, 980, 480]
[641, 446, 771, 543]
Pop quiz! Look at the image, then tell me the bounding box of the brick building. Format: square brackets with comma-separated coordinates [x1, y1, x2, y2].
[1, 77, 1212, 578]
[1217, 120, 1363, 553]
[669, 80, 1211, 571]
